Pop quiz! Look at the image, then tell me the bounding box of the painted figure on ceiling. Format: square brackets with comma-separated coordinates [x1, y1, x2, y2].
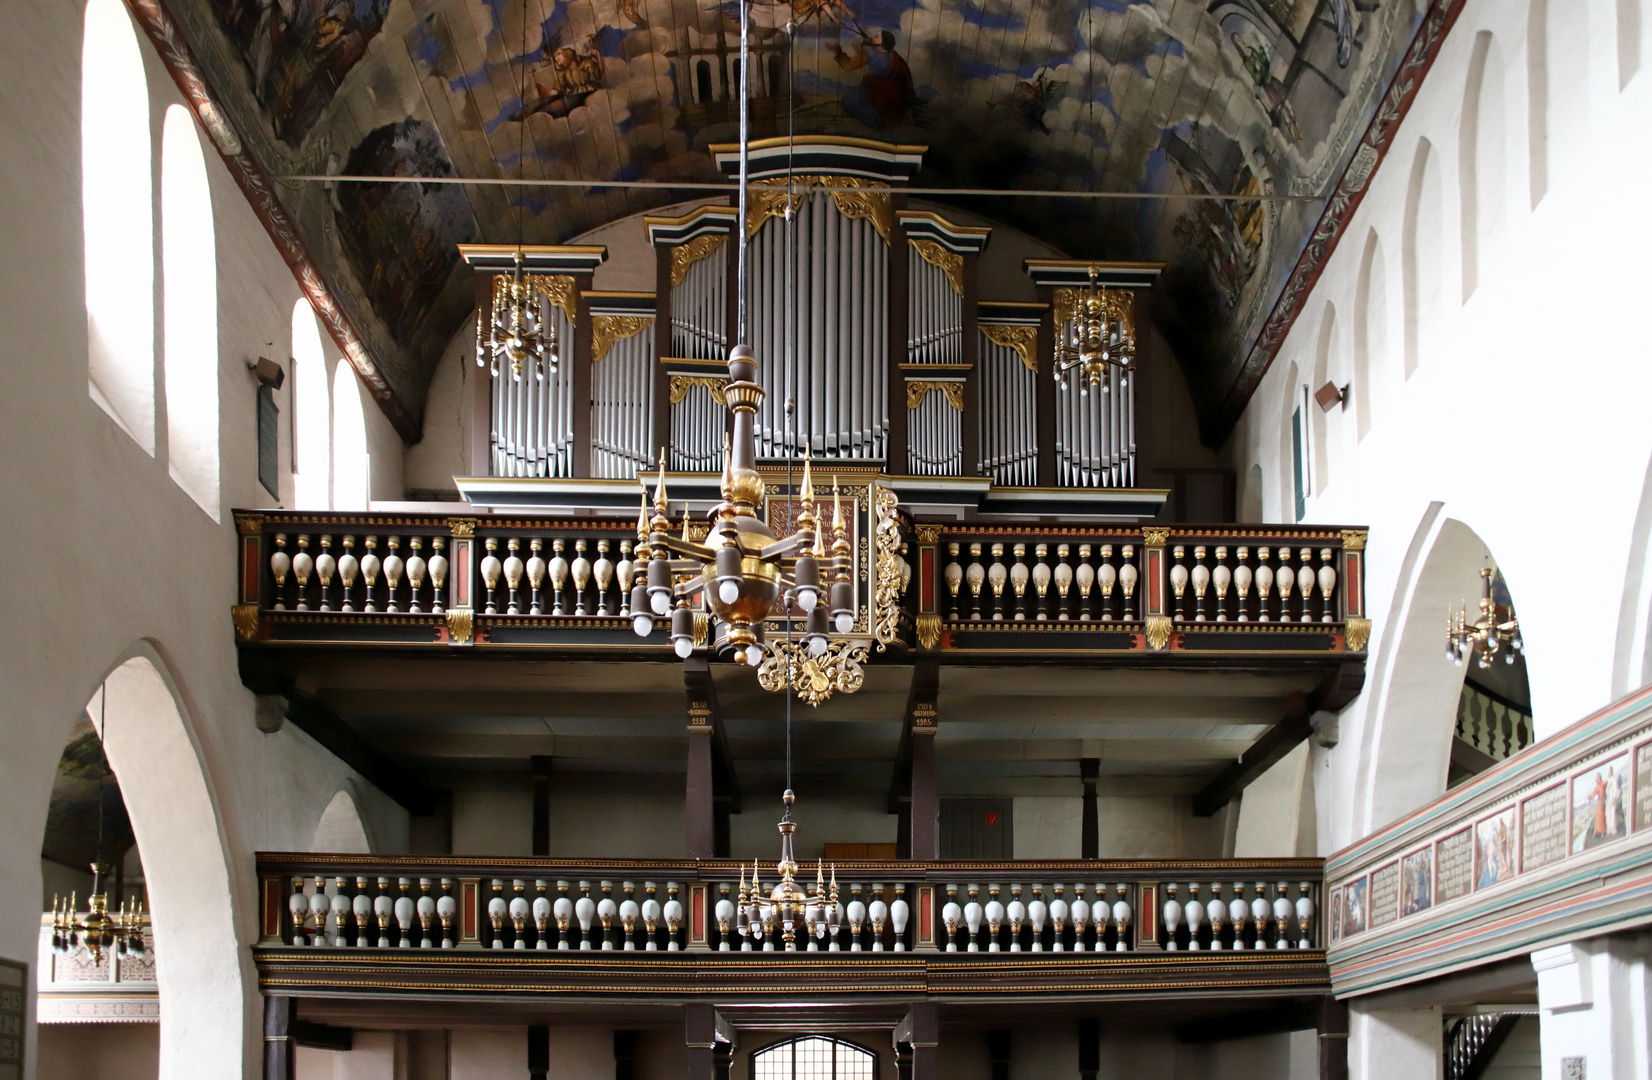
[1229, 30, 1302, 141]
[512, 38, 606, 122]
[829, 30, 914, 129]
[1008, 71, 1060, 135]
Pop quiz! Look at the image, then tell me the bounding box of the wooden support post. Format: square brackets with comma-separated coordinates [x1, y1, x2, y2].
[528, 1025, 550, 1080]
[615, 1030, 638, 1080]
[686, 707, 716, 860]
[264, 996, 295, 1080]
[469, 275, 493, 477]
[907, 1003, 939, 1080]
[685, 657, 739, 858]
[895, 660, 940, 860]
[1318, 996, 1349, 1080]
[572, 272, 595, 477]
[653, 245, 674, 462]
[685, 1004, 719, 1080]
[886, 204, 910, 470]
[531, 756, 553, 857]
[1081, 758, 1100, 859]
[1079, 1018, 1101, 1080]
[986, 1030, 1010, 1080]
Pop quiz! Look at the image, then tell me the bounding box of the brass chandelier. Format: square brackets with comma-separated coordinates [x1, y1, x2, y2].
[1055, 265, 1135, 395]
[1447, 567, 1523, 668]
[476, 250, 559, 382]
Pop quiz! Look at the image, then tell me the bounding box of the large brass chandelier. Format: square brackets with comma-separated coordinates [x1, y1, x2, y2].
[1447, 567, 1523, 668]
[1055, 265, 1135, 395]
[476, 250, 559, 381]
[50, 863, 146, 965]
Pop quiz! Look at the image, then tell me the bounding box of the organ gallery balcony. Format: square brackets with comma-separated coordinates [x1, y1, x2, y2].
[253, 855, 1328, 1003]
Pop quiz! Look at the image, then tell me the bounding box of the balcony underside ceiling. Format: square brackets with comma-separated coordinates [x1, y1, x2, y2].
[146, 0, 1436, 442]
[294, 659, 1320, 796]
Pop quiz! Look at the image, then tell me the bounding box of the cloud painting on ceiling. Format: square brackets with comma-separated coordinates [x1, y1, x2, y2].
[186, 0, 1421, 434]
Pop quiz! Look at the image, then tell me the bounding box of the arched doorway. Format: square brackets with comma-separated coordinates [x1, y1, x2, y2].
[753, 1035, 878, 1079]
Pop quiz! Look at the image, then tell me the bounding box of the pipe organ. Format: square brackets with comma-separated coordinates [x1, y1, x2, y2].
[459, 141, 1165, 505]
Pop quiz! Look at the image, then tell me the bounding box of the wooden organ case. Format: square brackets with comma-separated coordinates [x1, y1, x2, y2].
[459, 138, 1167, 520]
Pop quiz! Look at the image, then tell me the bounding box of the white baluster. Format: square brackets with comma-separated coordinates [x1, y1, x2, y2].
[988, 545, 1008, 621]
[1112, 885, 1132, 952]
[384, 537, 404, 613]
[509, 885, 530, 951]
[533, 883, 552, 951]
[1275, 550, 1295, 624]
[316, 537, 336, 613]
[1234, 547, 1252, 622]
[1028, 885, 1047, 953]
[329, 878, 350, 947]
[351, 881, 371, 948]
[1054, 545, 1074, 621]
[1250, 883, 1270, 950]
[429, 538, 448, 615]
[1070, 885, 1089, 953]
[620, 899, 640, 951]
[572, 540, 593, 617]
[1255, 548, 1273, 623]
[394, 880, 415, 949]
[985, 888, 1005, 953]
[594, 540, 615, 616]
[1010, 545, 1030, 621]
[597, 890, 618, 951]
[1184, 883, 1204, 952]
[437, 884, 457, 949]
[944, 544, 964, 621]
[963, 885, 982, 953]
[293, 537, 314, 612]
[271, 535, 291, 611]
[1049, 885, 1068, 953]
[1207, 885, 1228, 952]
[574, 884, 595, 951]
[1296, 883, 1315, 949]
[869, 895, 888, 953]
[1273, 883, 1293, 950]
[549, 539, 570, 616]
[890, 886, 909, 952]
[1162, 883, 1182, 951]
[1317, 548, 1338, 623]
[417, 881, 436, 948]
[848, 897, 868, 953]
[406, 538, 427, 613]
[1007, 887, 1026, 952]
[372, 881, 392, 948]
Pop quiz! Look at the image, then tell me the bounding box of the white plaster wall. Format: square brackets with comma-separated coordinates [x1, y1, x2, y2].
[547, 791, 687, 858]
[1013, 796, 1082, 858]
[450, 1029, 530, 1080]
[1226, 0, 1652, 849]
[1009, 1024, 1077, 1080]
[1233, 743, 1314, 857]
[36, 1023, 159, 1080]
[1090, 796, 1225, 858]
[451, 789, 534, 855]
[0, 3, 409, 1076]
[729, 796, 894, 860]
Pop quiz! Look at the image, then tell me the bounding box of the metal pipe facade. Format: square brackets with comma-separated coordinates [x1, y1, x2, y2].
[492, 298, 575, 477]
[592, 323, 655, 479]
[1052, 314, 1136, 487]
[978, 332, 1036, 486]
[672, 249, 727, 359]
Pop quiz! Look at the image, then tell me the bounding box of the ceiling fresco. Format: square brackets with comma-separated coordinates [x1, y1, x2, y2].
[170, 0, 1424, 438]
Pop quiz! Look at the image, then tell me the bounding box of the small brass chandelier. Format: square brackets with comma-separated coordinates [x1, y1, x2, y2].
[1447, 567, 1523, 668]
[1055, 266, 1135, 396]
[476, 250, 559, 382]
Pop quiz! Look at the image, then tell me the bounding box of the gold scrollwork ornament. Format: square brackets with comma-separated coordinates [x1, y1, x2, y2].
[915, 611, 942, 650]
[1144, 614, 1173, 651]
[872, 484, 904, 651]
[590, 315, 654, 363]
[1345, 617, 1372, 652]
[231, 603, 260, 642]
[668, 375, 729, 406]
[669, 232, 729, 287]
[909, 239, 965, 297]
[905, 381, 965, 411]
[1141, 527, 1171, 547]
[980, 324, 1038, 373]
[757, 639, 870, 707]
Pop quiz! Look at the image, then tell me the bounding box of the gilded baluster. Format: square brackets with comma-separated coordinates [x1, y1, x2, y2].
[549, 539, 570, 617]
[1254, 547, 1273, 623]
[526, 539, 546, 615]
[486, 880, 507, 950]
[1250, 882, 1270, 949]
[1317, 547, 1337, 623]
[1095, 544, 1115, 621]
[1112, 884, 1132, 952]
[1076, 544, 1097, 622]
[988, 543, 1008, 621]
[361, 537, 380, 613]
[1006, 884, 1025, 953]
[479, 538, 502, 615]
[1275, 548, 1296, 624]
[503, 539, 524, 615]
[352, 877, 372, 948]
[1272, 882, 1293, 950]
[315, 536, 336, 612]
[1183, 883, 1203, 951]
[384, 537, 404, 613]
[1032, 544, 1052, 621]
[406, 538, 427, 614]
[1206, 884, 1227, 951]
[1233, 546, 1252, 623]
[616, 541, 634, 618]
[966, 543, 986, 621]
[1162, 883, 1181, 951]
[1054, 544, 1073, 622]
[1119, 545, 1138, 621]
[939, 885, 958, 953]
[417, 879, 436, 949]
[985, 884, 1004, 953]
[1169, 545, 1189, 623]
[572, 539, 593, 616]
[270, 534, 291, 611]
[594, 540, 615, 616]
[1009, 543, 1029, 621]
[1298, 547, 1315, 623]
[944, 543, 964, 621]
[429, 538, 448, 615]
[292, 535, 313, 611]
[1191, 546, 1211, 622]
[1295, 882, 1315, 949]
[1212, 546, 1231, 623]
[962, 884, 981, 953]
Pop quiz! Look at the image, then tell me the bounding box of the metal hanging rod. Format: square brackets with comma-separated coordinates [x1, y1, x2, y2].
[275, 173, 1322, 202]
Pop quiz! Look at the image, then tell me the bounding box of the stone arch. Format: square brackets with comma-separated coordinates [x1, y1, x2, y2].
[312, 784, 373, 853]
[1353, 229, 1387, 441]
[1311, 303, 1337, 494]
[160, 105, 219, 521]
[292, 299, 331, 510]
[1354, 510, 1501, 833]
[1278, 358, 1301, 521]
[78, 645, 247, 1079]
[1459, 30, 1507, 300]
[331, 358, 370, 510]
[1401, 137, 1442, 379]
[1611, 448, 1652, 697]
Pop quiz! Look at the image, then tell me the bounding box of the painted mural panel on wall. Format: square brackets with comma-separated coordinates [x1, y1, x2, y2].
[170, 0, 1425, 431]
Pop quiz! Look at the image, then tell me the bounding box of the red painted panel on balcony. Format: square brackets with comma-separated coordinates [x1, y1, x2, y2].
[242, 537, 261, 603]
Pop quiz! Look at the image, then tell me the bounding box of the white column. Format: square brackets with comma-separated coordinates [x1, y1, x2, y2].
[1532, 937, 1652, 1080]
[1349, 1002, 1442, 1080]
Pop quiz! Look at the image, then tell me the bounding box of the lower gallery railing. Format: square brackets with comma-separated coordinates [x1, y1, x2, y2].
[254, 857, 1326, 998]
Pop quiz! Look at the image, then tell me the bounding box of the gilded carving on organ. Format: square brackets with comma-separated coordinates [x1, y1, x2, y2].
[748, 175, 893, 242]
[981, 323, 1038, 372]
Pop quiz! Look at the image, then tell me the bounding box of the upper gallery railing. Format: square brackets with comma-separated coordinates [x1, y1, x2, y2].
[231, 509, 1369, 660]
[1325, 685, 1652, 997]
[253, 855, 1325, 999]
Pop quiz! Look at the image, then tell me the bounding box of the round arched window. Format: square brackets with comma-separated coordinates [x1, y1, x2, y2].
[753, 1036, 876, 1080]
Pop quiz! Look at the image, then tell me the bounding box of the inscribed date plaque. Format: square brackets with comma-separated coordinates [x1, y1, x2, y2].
[1522, 784, 1569, 871]
[1436, 827, 1473, 903]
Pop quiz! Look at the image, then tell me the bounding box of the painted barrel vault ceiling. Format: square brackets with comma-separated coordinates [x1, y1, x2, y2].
[156, 0, 1426, 442]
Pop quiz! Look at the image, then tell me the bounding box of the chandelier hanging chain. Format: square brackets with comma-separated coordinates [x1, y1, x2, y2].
[1447, 567, 1523, 669]
[51, 682, 147, 965]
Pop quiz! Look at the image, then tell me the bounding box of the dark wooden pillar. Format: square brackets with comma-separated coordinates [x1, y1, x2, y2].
[1034, 285, 1057, 486]
[886, 202, 910, 470]
[903, 660, 940, 860]
[907, 1003, 939, 1080]
[469, 275, 494, 477]
[685, 657, 738, 859]
[1081, 757, 1100, 859]
[1079, 1018, 1101, 1080]
[263, 996, 295, 1080]
[960, 251, 981, 475]
[652, 244, 674, 462]
[572, 272, 596, 477]
[986, 1030, 1010, 1080]
[615, 1030, 638, 1080]
[528, 1024, 550, 1080]
[1318, 996, 1349, 1080]
[531, 755, 553, 857]
[686, 1004, 719, 1080]
[687, 705, 716, 860]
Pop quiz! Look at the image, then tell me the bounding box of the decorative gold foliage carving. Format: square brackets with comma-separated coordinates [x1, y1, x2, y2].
[1144, 614, 1173, 651]
[1345, 617, 1372, 652]
[748, 176, 893, 243]
[872, 484, 903, 651]
[590, 315, 654, 363]
[1141, 527, 1171, 547]
[914, 525, 943, 546]
[669, 233, 728, 287]
[915, 611, 942, 650]
[531, 275, 578, 321]
[981, 323, 1039, 372]
[446, 607, 474, 644]
[1053, 284, 1132, 328]
[905, 381, 965, 411]
[668, 375, 729, 406]
[232, 603, 260, 642]
[1340, 530, 1368, 551]
[234, 512, 264, 536]
[757, 639, 870, 706]
[448, 518, 477, 538]
[909, 239, 965, 296]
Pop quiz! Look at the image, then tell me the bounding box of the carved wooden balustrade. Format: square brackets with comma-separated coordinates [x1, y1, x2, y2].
[232, 511, 1369, 661]
[253, 855, 1326, 1000]
[902, 523, 1370, 657]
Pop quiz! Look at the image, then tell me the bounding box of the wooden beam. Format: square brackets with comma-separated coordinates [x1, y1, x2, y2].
[685, 657, 740, 858]
[528, 1024, 549, 1080]
[890, 661, 940, 859]
[1174, 999, 1320, 1044]
[1318, 996, 1349, 1080]
[1192, 661, 1364, 816]
[1081, 758, 1100, 859]
[291, 1017, 353, 1052]
[281, 693, 436, 815]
